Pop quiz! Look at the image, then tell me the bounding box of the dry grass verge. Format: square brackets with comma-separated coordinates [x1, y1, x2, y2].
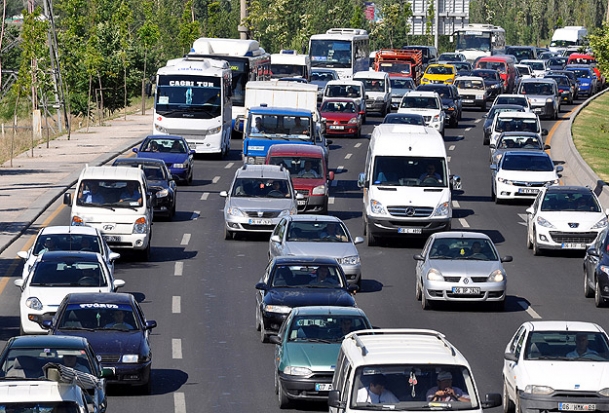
[572, 92, 609, 182]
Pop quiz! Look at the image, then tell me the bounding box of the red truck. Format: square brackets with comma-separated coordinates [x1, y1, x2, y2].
[373, 49, 423, 84]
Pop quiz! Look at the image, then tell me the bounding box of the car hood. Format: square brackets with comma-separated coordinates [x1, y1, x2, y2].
[228, 197, 295, 210]
[136, 152, 189, 164]
[537, 211, 606, 229]
[322, 112, 359, 122]
[264, 288, 356, 308]
[483, 80, 502, 86]
[397, 108, 442, 116]
[25, 286, 114, 307]
[281, 341, 341, 372]
[525, 94, 556, 104]
[282, 242, 358, 258]
[497, 169, 558, 182]
[519, 360, 609, 391]
[428, 259, 504, 277]
[54, 330, 144, 355]
[291, 177, 327, 188]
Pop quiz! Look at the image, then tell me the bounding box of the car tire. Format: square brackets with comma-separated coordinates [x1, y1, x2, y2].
[366, 224, 377, 247]
[187, 169, 193, 185]
[503, 380, 515, 413]
[595, 280, 606, 307]
[138, 377, 152, 395]
[277, 375, 291, 409]
[526, 225, 533, 249]
[584, 269, 595, 298]
[138, 241, 151, 262]
[260, 317, 269, 343]
[491, 184, 496, 201]
[421, 291, 432, 310]
[224, 226, 234, 240]
[483, 134, 490, 145]
[532, 230, 542, 256]
[415, 279, 422, 301]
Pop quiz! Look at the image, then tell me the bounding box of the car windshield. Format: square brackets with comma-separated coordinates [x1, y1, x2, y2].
[383, 115, 425, 125]
[390, 78, 415, 91]
[325, 85, 362, 98]
[321, 101, 357, 113]
[568, 69, 591, 78]
[0, 402, 81, 413]
[517, 66, 532, 75]
[57, 303, 139, 331]
[75, 179, 143, 208]
[496, 119, 538, 133]
[247, 114, 312, 140]
[400, 97, 440, 110]
[497, 135, 542, 149]
[521, 83, 554, 95]
[426, 66, 453, 75]
[350, 364, 479, 409]
[524, 331, 609, 361]
[268, 157, 323, 180]
[143, 166, 167, 180]
[286, 221, 350, 242]
[142, 138, 187, 153]
[541, 192, 601, 212]
[231, 178, 291, 198]
[0, 348, 93, 379]
[286, 315, 369, 342]
[33, 234, 102, 256]
[501, 154, 554, 171]
[473, 70, 499, 81]
[271, 265, 344, 288]
[429, 238, 498, 261]
[30, 260, 107, 287]
[378, 62, 411, 74]
[373, 156, 448, 187]
[495, 97, 527, 106]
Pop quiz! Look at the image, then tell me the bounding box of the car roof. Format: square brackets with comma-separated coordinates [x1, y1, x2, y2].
[267, 143, 325, 157]
[431, 231, 492, 241]
[290, 306, 368, 317]
[405, 90, 440, 98]
[273, 256, 339, 266]
[545, 185, 594, 195]
[6, 335, 90, 349]
[384, 113, 424, 119]
[249, 107, 312, 117]
[80, 166, 145, 180]
[353, 71, 388, 80]
[144, 135, 183, 141]
[418, 84, 452, 90]
[501, 150, 550, 158]
[38, 250, 102, 262]
[113, 158, 167, 167]
[39, 226, 100, 236]
[497, 111, 538, 119]
[454, 76, 485, 82]
[284, 214, 342, 223]
[498, 131, 541, 138]
[519, 78, 557, 84]
[63, 292, 135, 305]
[489, 104, 526, 112]
[235, 164, 290, 179]
[524, 320, 604, 333]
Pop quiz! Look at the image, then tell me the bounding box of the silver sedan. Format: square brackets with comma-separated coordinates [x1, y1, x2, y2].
[413, 231, 512, 311]
[269, 215, 364, 286]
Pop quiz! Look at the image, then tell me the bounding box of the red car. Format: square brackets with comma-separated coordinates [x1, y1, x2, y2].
[320, 98, 364, 138]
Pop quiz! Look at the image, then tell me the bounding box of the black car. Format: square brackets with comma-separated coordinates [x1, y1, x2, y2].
[584, 227, 609, 307]
[472, 69, 504, 100]
[416, 84, 462, 127]
[547, 57, 568, 71]
[544, 74, 575, 104]
[112, 157, 177, 219]
[482, 104, 526, 145]
[547, 70, 580, 99]
[381, 113, 425, 126]
[43, 292, 157, 394]
[450, 61, 473, 76]
[255, 256, 358, 343]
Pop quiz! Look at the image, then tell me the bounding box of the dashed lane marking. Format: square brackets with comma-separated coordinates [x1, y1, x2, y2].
[449, 145, 455, 151]
[172, 338, 183, 359]
[518, 300, 542, 319]
[174, 393, 186, 413]
[200, 192, 209, 201]
[174, 262, 183, 277]
[328, 197, 335, 204]
[345, 153, 352, 160]
[172, 296, 181, 313]
[180, 234, 191, 246]
[447, 156, 451, 162]
[452, 200, 460, 208]
[225, 162, 234, 169]
[212, 176, 220, 184]
[474, 119, 482, 123]
[458, 218, 470, 228]
[355, 143, 362, 148]
[191, 211, 200, 220]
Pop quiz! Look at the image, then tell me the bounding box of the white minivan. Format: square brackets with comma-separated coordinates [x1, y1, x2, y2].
[64, 166, 153, 260]
[353, 70, 392, 117]
[357, 124, 460, 246]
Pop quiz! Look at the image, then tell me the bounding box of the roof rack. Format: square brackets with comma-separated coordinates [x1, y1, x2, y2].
[347, 328, 456, 356]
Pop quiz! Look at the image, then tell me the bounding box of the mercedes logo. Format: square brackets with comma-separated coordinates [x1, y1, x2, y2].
[405, 207, 415, 217]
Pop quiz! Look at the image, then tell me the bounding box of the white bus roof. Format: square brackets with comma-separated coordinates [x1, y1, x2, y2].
[159, 56, 230, 76]
[310, 28, 369, 40]
[271, 53, 310, 65]
[190, 37, 265, 57]
[455, 24, 505, 32]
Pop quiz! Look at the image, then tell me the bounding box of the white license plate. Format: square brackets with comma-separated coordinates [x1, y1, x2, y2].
[188, 142, 196, 149]
[452, 287, 481, 295]
[559, 403, 596, 411]
[315, 383, 333, 391]
[329, 125, 344, 130]
[103, 236, 121, 242]
[518, 188, 539, 194]
[463, 99, 474, 103]
[533, 108, 543, 113]
[398, 228, 422, 234]
[248, 219, 273, 225]
[562, 243, 585, 249]
[297, 200, 307, 206]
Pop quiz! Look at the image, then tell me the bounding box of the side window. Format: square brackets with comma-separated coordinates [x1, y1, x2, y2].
[274, 219, 286, 238]
[509, 326, 525, 354]
[262, 262, 272, 284]
[513, 328, 527, 359]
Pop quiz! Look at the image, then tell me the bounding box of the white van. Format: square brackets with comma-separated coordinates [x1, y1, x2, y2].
[353, 71, 392, 117]
[328, 329, 502, 413]
[322, 79, 367, 122]
[64, 166, 153, 260]
[357, 124, 459, 246]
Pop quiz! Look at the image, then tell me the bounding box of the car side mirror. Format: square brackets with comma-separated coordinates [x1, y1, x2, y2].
[489, 144, 496, 149]
[501, 256, 513, 263]
[413, 254, 425, 261]
[17, 251, 28, 260]
[63, 193, 72, 206]
[270, 235, 281, 243]
[113, 279, 126, 290]
[145, 320, 157, 330]
[132, 148, 139, 153]
[255, 282, 268, 291]
[587, 246, 599, 257]
[269, 335, 282, 345]
[504, 352, 518, 362]
[328, 171, 335, 181]
[357, 172, 367, 188]
[541, 129, 549, 136]
[219, 191, 228, 198]
[556, 165, 564, 173]
[526, 206, 534, 214]
[353, 236, 364, 245]
[490, 164, 498, 171]
[189, 149, 196, 155]
[41, 320, 53, 329]
[328, 390, 343, 408]
[544, 144, 551, 150]
[109, 252, 121, 262]
[14, 279, 24, 288]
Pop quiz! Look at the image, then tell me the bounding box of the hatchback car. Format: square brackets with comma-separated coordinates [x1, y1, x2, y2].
[255, 256, 358, 343]
[132, 135, 194, 184]
[269, 215, 364, 285]
[503, 321, 609, 413]
[413, 231, 512, 311]
[489, 111, 546, 148]
[14, 251, 126, 334]
[564, 65, 598, 97]
[583, 226, 609, 306]
[112, 157, 177, 219]
[17, 226, 120, 280]
[389, 76, 416, 110]
[270, 306, 372, 408]
[319, 99, 363, 138]
[416, 84, 462, 127]
[525, 185, 608, 256]
[43, 292, 157, 394]
[490, 151, 562, 203]
[490, 131, 550, 165]
[482, 104, 527, 145]
[491, 94, 531, 111]
[541, 74, 573, 105]
[420, 63, 456, 85]
[547, 70, 580, 99]
[517, 78, 561, 119]
[381, 113, 425, 125]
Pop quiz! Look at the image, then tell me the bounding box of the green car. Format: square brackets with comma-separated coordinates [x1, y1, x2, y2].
[270, 306, 372, 408]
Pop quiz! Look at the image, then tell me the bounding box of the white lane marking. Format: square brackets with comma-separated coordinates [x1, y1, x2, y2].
[355, 143, 362, 148]
[447, 156, 451, 162]
[191, 211, 200, 220]
[212, 176, 221, 184]
[465, 127, 472, 132]
[180, 234, 191, 246]
[474, 119, 482, 123]
[328, 197, 335, 204]
[172, 296, 181, 314]
[174, 393, 186, 413]
[452, 200, 460, 208]
[172, 338, 183, 359]
[458, 218, 470, 228]
[518, 213, 528, 226]
[448, 145, 455, 151]
[345, 153, 353, 160]
[225, 162, 234, 169]
[201, 192, 209, 200]
[518, 300, 542, 319]
[174, 262, 183, 277]
[336, 166, 344, 173]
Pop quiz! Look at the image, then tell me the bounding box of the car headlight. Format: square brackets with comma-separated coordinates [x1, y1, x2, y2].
[121, 354, 139, 363]
[348, 117, 359, 124]
[545, 98, 554, 104]
[370, 199, 385, 214]
[592, 216, 608, 229]
[432, 202, 450, 218]
[312, 185, 326, 195]
[599, 266, 609, 277]
[133, 217, 149, 234]
[206, 126, 222, 135]
[226, 206, 245, 217]
[279, 209, 292, 217]
[488, 269, 505, 282]
[535, 216, 555, 228]
[264, 304, 292, 314]
[493, 153, 503, 164]
[524, 385, 554, 395]
[443, 105, 455, 112]
[173, 163, 186, 169]
[375, 96, 384, 101]
[25, 297, 43, 311]
[283, 366, 312, 376]
[422, 77, 430, 83]
[491, 83, 501, 89]
[432, 114, 441, 122]
[497, 177, 514, 185]
[599, 388, 609, 397]
[156, 189, 169, 198]
[446, 78, 454, 84]
[426, 268, 444, 281]
[547, 179, 560, 185]
[338, 255, 360, 265]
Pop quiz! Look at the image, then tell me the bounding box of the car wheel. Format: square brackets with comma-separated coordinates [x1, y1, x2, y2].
[532, 230, 542, 256]
[584, 269, 594, 298]
[277, 375, 291, 409]
[595, 280, 606, 307]
[483, 134, 490, 145]
[255, 307, 261, 331]
[415, 279, 422, 301]
[224, 226, 234, 240]
[366, 224, 377, 247]
[260, 316, 269, 343]
[187, 169, 193, 185]
[138, 377, 152, 395]
[491, 183, 496, 201]
[138, 241, 151, 261]
[526, 225, 532, 249]
[421, 290, 432, 310]
[503, 380, 514, 413]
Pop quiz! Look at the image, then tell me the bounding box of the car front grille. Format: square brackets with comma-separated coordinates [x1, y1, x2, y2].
[241, 224, 276, 231]
[423, 116, 432, 124]
[99, 354, 121, 363]
[461, 94, 476, 100]
[296, 189, 310, 196]
[244, 211, 281, 218]
[387, 206, 434, 217]
[549, 231, 598, 244]
[442, 276, 489, 283]
[511, 181, 546, 188]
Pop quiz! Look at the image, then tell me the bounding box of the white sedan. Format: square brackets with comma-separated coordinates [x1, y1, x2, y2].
[526, 185, 608, 255]
[503, 321, 609, 413]
[15, 250, 125, 334]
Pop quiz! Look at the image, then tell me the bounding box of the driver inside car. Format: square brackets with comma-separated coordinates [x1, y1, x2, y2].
[419, 164, 441, 182]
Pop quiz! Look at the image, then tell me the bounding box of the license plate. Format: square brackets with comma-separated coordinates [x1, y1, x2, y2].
[188, 142, 196, 149]
[398, 228, 422, 234]
[562, 243, 585, 249]
[103, 236, 121, 242]
[248, 219, 273, 225]
[452, 287, 481, 294]
[329, 125, 344, 130]
[315, 383, 332, 391]
[297, 200, 307, 206]
[559, 403, 596, 411]
[463, 99, 474, 103]
[518, 188, 539, 194]
[533, 108, 542, 113]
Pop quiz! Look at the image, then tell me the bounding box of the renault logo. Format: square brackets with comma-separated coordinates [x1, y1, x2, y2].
[463, 278, 470, 284]
[103, 224, 115, 231]
[405, 207, 416, 217]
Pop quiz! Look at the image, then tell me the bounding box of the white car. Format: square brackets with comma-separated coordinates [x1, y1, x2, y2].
[14, 250, 125, 334]
[515, 64, 535, 80]
[526, 185, 608, 255]
[397, 91, 445, 136]
[490, 151, 562, 204]
[489, 111, 545, 147]
[503, 321, 609, 413]
[453, 76, 487, 110]
[519, 59, 550, 77]
[17, 225, 120, 279]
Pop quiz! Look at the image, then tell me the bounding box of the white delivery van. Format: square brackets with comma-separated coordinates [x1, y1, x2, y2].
[327, 329, 502, 413]
[322, 79, 368, 122]
[353, 70, 392, 116]
[358, 124, 460, 246]
[64, 166, 153, 261]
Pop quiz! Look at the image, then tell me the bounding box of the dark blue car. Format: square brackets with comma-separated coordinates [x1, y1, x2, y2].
[43, 292, 157, 394]
[584, 227, 609, 307]
[565, 65, 598, 97]
[133, 135, 194, 184]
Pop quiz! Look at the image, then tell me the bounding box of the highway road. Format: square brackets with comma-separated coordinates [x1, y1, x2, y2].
[1, 97, 605, 413]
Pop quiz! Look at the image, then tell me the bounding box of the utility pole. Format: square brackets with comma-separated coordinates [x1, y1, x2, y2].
[238, 0, 248, 40]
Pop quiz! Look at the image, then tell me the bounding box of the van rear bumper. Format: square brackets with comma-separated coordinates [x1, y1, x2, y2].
[366, 216, 451, 237]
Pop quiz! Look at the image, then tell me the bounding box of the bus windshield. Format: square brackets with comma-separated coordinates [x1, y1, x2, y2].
[155, 75, 221, 119]
[455, 32, 492, 51]
[310, 40, 352, 68]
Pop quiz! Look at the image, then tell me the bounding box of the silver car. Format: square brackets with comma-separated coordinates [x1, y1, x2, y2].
[269, 215, 364, 285]
[413, 231, 512, 311]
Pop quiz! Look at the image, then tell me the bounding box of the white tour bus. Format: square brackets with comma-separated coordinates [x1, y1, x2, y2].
[309, 28, 369, 80]
[153, 56, 232, 157]
[451, 24, 506, 63]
